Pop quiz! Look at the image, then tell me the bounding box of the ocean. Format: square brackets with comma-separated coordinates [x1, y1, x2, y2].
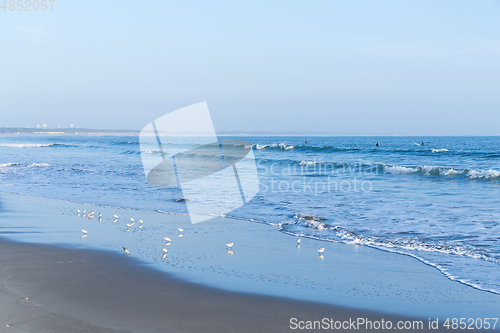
[1, 135, 499, 295]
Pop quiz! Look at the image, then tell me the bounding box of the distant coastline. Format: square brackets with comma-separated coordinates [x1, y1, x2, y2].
[0, 127, 139, 136]
[0, 128, 497, 137]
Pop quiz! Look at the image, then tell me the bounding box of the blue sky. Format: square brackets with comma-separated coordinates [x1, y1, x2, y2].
[1, 0, 499, 135]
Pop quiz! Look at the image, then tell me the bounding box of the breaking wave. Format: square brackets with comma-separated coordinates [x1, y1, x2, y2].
[0, 143, 74, 148]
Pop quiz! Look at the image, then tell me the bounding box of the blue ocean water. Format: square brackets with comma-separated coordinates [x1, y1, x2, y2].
[1, 135, 499, 294]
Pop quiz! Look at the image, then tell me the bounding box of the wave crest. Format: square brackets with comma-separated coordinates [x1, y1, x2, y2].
[252, 143, 295, 150]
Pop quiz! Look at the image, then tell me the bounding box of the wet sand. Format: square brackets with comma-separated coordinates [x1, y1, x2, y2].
[0, 237, 441, 333]
[1, 192, 499, 332]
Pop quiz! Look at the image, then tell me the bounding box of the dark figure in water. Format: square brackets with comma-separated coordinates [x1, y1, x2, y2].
[422, 142, 425, 146]
[376, 142, 379, 147]
[304, 140, 308, 144]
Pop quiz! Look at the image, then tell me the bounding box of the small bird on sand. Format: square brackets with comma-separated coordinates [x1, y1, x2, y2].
[83, 210, 86, 217]
[113, 219, 118, 223]
[164, 237, 172, 242]
[297, 238, 301, 244]
[162, 248, 168, 253]
[113, 214, 118, 218]
[178, 234, 183, 238]
[130, 218, 135, 221]
[126, 222, 134, 227]
[164, 242, 171, 246]
[123, 247, 129, 254]
[178, 228, 184, 232]
[81, 229, 87, 234]
[161, 253, 168, 259]
[139, 219, 143, 224]
[226, 242, 234, 249]
[77, 210, 81, 216]
[98, 213, 102, 217]
[317, 248, 325, 254]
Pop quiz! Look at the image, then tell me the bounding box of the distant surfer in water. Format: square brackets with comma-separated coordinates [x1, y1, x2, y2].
[422, 142, 424, 146]
[376, 142, 379, 147]
[304, 140, 308, 144]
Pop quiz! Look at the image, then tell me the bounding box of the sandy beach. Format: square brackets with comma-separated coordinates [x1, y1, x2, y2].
[0, 237, 438, 333]
[0, 192, 499, 332]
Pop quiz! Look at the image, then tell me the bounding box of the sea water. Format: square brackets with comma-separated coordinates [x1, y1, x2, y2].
[0, 135, 499, 295]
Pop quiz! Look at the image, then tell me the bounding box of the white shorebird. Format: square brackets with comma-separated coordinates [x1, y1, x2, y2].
[178, 228, 184, 232]
[226, 242, 234, 249]
[297, 238, 301, 244]
[164, 242, 171, 246]
[89, 211, 94, 216]
[123, 247, 129, 255]
[130, 218, 135, 222]
[98, 213, 102, 217]
[178, 234, 183, 238]
[164, 237, 172, 242]
[77, 210, 81, 216]
[161, 253, 168, 259]
[113, 219, 118, 224]
[139, 224, 143, 228]
[139, 219, 143, 224]
[317, 248, 325, 254]
[162, 248, 168, 253]
[83, 210, 86, 217]
[126, 222, 134, 227]
[81, 229, 87, 234]
[113, 214, 118, 218]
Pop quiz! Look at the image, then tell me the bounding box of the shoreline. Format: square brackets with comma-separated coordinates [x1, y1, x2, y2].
[1, 191, 500, 331]
[0, 237, 436, 333]
[3, 190, 500, 300]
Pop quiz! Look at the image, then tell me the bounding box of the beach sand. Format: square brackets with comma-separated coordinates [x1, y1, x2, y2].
[0, 238, 434, 333]
[1, 192, 499, 332]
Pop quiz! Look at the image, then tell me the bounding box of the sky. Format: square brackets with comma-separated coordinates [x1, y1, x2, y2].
[0, 0, 499, 135]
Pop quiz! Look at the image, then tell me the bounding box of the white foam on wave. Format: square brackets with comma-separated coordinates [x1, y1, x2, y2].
[299, 160, 326, 166]
[431, 148, 450, 153]
[443, 168, 462, 176]
[252, 143, 295, 150]
[384, 165, 419, 174]
[28, 163, 51, 167]
[0, 143, 55, 148]
[0, 163, 18, 167]
[253, 144, 269, 150]
[467, 169, 500, 179]
[276, 143, 295, 150]
[384, 164, 497, 178]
